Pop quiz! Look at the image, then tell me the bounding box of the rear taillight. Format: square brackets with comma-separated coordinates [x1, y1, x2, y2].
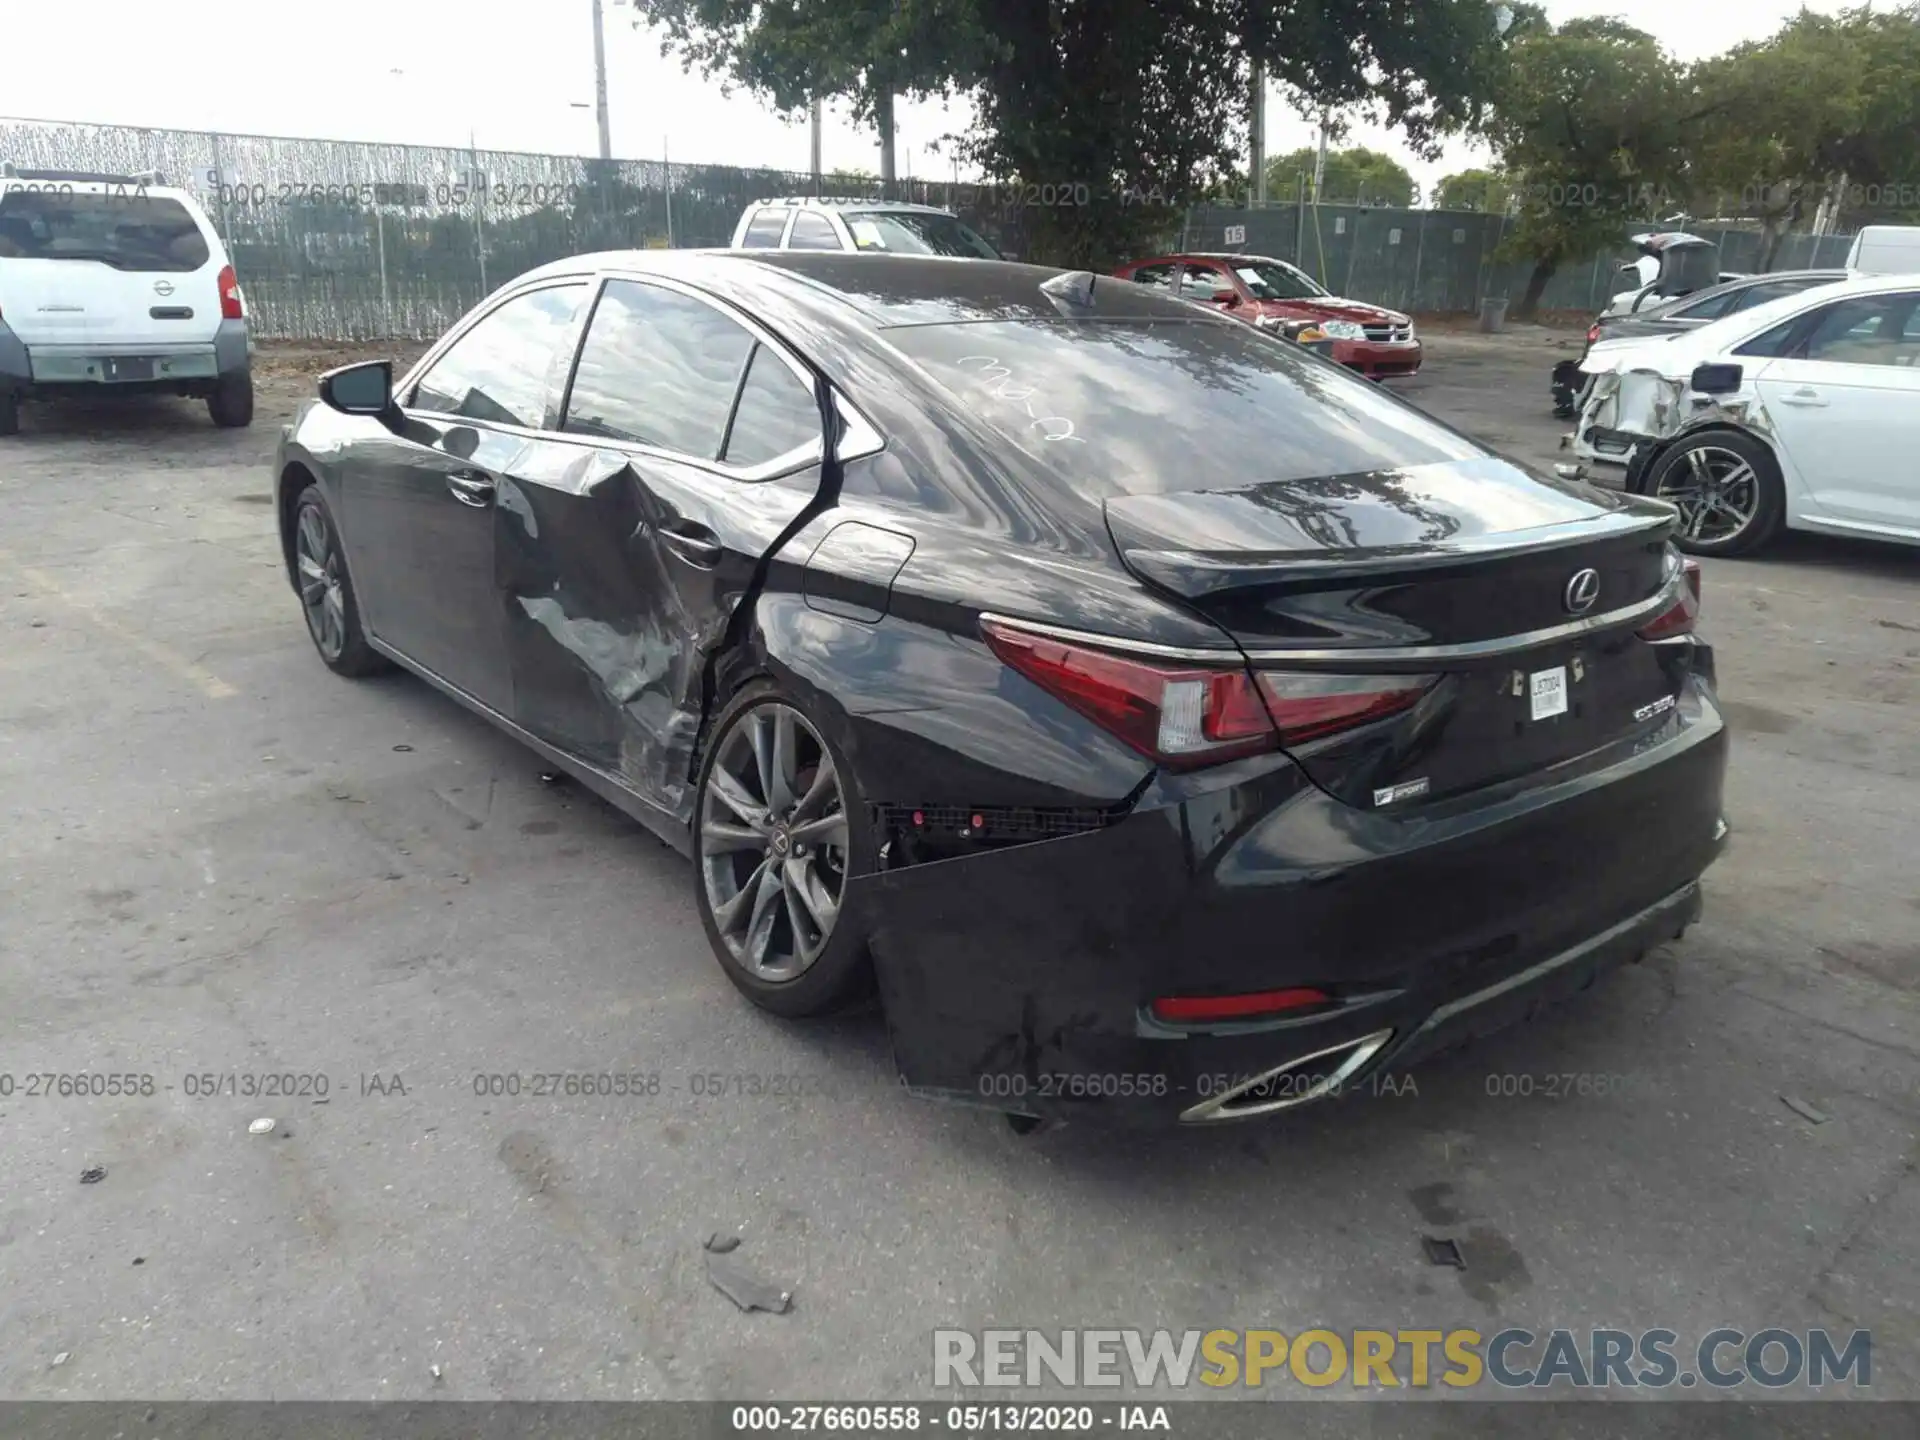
[981, 619, 1431, 769]
[1639, 557, 1701, 640]
[1587, 324, 1602, 344]
[1152, 987, 1332, 1024]
[218, 264, 244, 320]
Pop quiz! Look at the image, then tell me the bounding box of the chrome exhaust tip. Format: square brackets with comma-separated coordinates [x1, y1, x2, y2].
[1178, 1029, 1396, 1124]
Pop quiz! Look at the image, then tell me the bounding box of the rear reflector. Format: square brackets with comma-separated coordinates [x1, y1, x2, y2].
[1638, 557, 1701, 640]
[1152, 988, 1333, 1023]
[981, 618, 1435, 770]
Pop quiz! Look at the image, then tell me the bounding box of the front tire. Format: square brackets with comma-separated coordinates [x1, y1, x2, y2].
[292, 484, 387, 677]
[693, 683, 875, 1018]
[208, 371, 254, 428]
[1635, 429, 1784, 556]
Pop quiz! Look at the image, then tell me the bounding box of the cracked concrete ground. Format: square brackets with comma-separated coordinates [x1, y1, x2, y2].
[0, 334, 1915, 1418]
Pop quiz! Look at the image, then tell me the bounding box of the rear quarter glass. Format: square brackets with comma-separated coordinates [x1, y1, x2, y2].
[885, 319, 1484, 494]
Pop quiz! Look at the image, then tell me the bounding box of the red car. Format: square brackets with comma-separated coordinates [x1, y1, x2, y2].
[1113, 253, 1423, 379]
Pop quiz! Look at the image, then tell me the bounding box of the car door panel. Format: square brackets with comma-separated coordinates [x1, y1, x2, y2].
[499, 275, 833, 821]
[343, 413, 531, 713]
[1753, 291, 1920, 529]
[499, 445, 821, 821]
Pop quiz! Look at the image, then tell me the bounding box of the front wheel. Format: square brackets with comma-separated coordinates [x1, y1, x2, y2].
[693, 684, 875, 1018]
[292, 485, 388, 676]
[1636, 430, 1784, 556]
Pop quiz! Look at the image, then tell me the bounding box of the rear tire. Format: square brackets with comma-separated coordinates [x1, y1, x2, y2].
[208, 371, 254, 429]
[1634, 429, 1784, 557]
[292, 484, 388, 677]
[0, 391, 18, 437]
[692, 681, 876, 1019]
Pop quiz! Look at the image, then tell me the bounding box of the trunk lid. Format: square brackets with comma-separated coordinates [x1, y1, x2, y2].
[1105, 456, 1687, 807]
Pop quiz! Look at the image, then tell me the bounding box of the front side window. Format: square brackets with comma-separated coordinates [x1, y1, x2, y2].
[562, 279, 755, 458]
[1179, 264, 1237, 301]
[0, 190, 210, 272]
[741, 208, 789, 248]
[1799, 293, 1920, 368]
[1233, 260, 1328, 301]
[1128, 263, 1178, 290]
[413, 283, 586, 427]
[722, 345, 820, 467]
[787, 212, 843, 251]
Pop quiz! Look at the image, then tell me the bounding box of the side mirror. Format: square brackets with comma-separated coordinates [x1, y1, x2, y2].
[1690, 362, 1743, 395]
[320, 360, 394, 416]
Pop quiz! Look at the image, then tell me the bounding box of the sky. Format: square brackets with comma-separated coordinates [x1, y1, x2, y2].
[0, 0, 1863, 198]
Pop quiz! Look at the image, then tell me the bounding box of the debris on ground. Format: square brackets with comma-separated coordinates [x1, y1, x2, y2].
[705, 1251, 793, 1313]
[537, 770, 569, 787]
[51, 1352, 70, 1368]
[1780, 1094, 1830, 1125]
[393, 744, 414, 753]
[1422, 1236, 1467, 1269]
[132, 1257, 145, 1266]
[430, 1363, 443, 1381]
[248, 1117, 277, 1136]
[79, 1166, 106, 1185]
[703, 1231, 741, 1254]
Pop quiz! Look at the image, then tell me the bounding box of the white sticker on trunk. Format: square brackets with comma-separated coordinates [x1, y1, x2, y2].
[1530, 666, 1569, 721]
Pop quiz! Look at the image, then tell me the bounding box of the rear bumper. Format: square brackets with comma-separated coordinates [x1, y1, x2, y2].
[860, 663, 1727, 1126]
[1334, 337, 1422, 377]
[3, 318, 249, 391]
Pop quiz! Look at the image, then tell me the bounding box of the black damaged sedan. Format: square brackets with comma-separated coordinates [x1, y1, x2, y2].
[274, 251, 1727, 1125]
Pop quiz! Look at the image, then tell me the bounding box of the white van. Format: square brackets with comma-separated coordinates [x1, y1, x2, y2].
[0, 166, 253, 435]
[1845, 225, 1920, 277]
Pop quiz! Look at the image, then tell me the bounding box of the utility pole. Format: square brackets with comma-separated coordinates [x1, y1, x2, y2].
[1249, 59, 1266, 206]
[809, 97, 823, 193]
[591, 0, 613, 160]
[1312, 108, 1329, 204]
[876, 90, 897, 199]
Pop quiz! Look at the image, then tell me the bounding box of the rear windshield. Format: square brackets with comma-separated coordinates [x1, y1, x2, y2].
[886, 319, 1484, 492]
[0, 190, 212, 272]
[843, 211, 1000, 259]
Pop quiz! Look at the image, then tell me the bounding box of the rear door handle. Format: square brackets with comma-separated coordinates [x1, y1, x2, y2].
[658, 520, 723, 568]
[446, 471, 495, 506]
[1777, 387, 1827, 407]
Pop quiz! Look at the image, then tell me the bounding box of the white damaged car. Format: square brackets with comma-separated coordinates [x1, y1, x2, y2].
[1569, 273, 1920, 555]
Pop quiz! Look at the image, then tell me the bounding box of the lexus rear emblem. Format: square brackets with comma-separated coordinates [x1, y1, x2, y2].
[1564, 568, 1601, 614]
[153, 280, 174, 296]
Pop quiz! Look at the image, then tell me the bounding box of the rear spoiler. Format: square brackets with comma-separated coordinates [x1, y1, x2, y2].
[0, 163, 167, 186]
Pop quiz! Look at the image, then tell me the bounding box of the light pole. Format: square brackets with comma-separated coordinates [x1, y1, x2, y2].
[590, 0, 614, 161]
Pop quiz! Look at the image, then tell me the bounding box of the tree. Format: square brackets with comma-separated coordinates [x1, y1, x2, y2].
[1475, 15, 1694, 317]
[634, 1, 993, 191]
[1263, 146, 1416, 206]
[638, 0, 1515, 267]
[1688, 6, 1920, 267]
[1433, 167, 1513, 212]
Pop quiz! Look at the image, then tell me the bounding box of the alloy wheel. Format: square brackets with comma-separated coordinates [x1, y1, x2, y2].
[699, 702, 849, 983]
[295, 503, 347, 661]
[1656, 445, 1760, 546]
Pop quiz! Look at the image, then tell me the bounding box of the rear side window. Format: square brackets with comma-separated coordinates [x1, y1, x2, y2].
[787, 212, 842, 251]
[741, 209, 789, 248]
[887, 320, 1483, 491]
[722, 345, 819, 467]
[413, 283, 585, 427]
[0, 189, 210, 272]
[562, 279, 755, 458]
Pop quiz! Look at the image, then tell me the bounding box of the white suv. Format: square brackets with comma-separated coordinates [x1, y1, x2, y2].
[730, 196, 1002, 258]
[0, 166, 253, 435]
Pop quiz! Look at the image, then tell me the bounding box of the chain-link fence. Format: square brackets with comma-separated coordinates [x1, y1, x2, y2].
[1179, 202, 1858, 316]
[2, 115, 1860, 339]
